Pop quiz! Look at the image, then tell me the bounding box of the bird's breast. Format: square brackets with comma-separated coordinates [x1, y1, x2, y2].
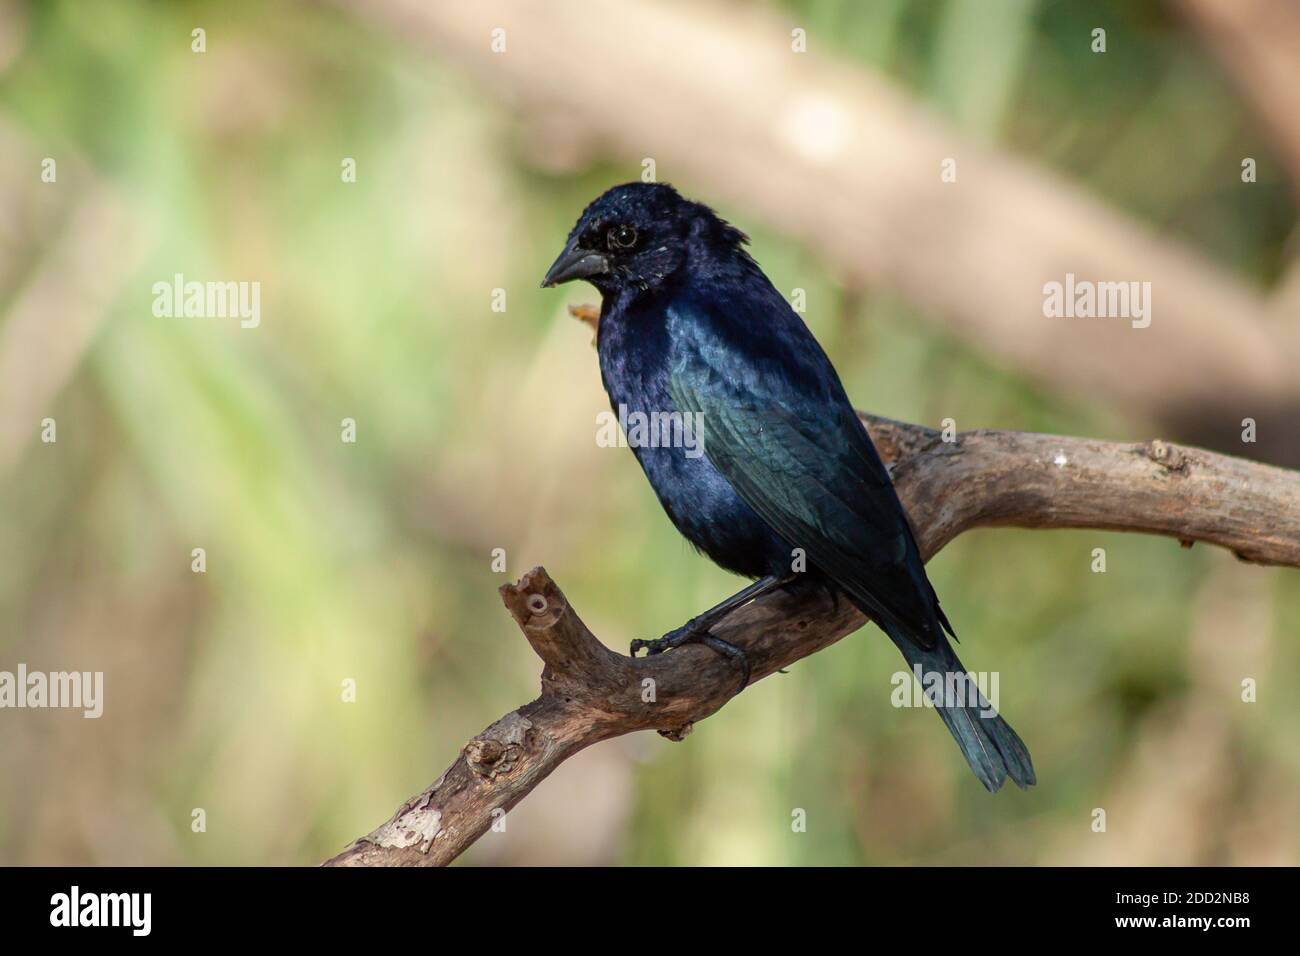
[596, 309, 789, 578]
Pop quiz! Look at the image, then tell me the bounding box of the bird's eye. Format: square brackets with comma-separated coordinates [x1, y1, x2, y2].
[608, 224, 638, 250]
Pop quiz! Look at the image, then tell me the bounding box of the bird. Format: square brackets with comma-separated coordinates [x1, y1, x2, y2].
[541, 182, 1034, 792]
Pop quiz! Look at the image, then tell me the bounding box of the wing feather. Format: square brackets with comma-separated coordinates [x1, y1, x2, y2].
[669, 370, 942, 650]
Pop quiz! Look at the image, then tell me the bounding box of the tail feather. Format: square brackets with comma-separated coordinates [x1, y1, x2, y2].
[885, 623, 1036, 792]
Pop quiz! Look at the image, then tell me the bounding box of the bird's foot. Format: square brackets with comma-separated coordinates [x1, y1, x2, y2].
[630, 621, 751, 694]
[629, 619, 699, 658]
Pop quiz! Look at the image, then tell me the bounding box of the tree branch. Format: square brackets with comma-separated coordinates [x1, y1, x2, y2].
[323, 416, 1300, 866]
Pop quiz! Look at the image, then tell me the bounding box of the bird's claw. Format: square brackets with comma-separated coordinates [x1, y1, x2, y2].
[699, 634, 751, 693]
[629, 625, 751, 695]
[628, 636, 663, 657]
[629, 621, 693, 658]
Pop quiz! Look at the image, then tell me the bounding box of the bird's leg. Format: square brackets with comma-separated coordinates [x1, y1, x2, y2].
[629, 574, 795, 692]
[630, 576, 785, 656]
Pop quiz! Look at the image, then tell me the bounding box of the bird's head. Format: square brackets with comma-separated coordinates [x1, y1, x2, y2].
[540, 182, 749, 298]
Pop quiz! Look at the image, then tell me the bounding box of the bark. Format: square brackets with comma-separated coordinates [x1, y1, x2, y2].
[324, 415, 1300, 866]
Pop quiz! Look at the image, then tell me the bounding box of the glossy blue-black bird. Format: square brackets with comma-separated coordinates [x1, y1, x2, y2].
[542, 182, 1034, 792]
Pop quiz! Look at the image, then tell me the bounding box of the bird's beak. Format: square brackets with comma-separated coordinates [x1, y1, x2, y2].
[540, 237, 609, 288]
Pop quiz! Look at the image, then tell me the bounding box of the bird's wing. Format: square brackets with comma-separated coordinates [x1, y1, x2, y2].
[669, 358, 946, 651]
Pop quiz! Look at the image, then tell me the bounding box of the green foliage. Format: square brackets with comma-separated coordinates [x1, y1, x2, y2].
[0, 0, 1294, 864]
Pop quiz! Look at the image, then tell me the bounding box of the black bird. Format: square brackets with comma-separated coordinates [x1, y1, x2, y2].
[542, 182, 1034, 792]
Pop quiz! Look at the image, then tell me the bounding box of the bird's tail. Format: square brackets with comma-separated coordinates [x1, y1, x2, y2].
[884, 624, 1036, 792]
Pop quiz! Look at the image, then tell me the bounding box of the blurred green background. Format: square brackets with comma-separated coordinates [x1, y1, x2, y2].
[0, 0, 1296, 865]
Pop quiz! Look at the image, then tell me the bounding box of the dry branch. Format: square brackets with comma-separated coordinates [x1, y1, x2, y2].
[324, 415, 1300, 866]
